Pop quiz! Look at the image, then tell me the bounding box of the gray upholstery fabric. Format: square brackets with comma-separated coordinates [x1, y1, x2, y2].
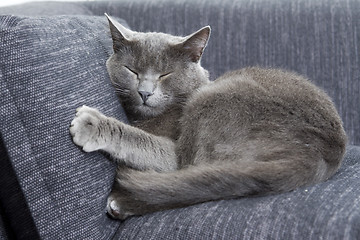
[0, 2, 92, 16]
[0, 1, 359, 239]
[0, 217, 6, 240]
[0, 15, 128, 239]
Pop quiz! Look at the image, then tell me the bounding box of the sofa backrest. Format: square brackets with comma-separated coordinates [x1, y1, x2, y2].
[1, 0, 359, 145]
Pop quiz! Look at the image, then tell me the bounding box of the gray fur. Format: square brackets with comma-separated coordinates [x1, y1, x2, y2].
[69, 15, 347, 220]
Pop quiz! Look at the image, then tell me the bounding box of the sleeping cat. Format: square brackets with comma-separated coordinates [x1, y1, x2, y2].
[69, 14, 347, 220]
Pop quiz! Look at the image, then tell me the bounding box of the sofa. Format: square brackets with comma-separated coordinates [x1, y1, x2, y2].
[0, 0, 359, 239]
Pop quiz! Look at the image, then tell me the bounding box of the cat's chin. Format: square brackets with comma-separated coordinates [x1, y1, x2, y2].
[135, 104, 165, 118]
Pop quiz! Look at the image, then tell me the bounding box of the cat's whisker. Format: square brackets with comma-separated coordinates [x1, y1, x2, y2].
[111, 82, 130, 90]
[114, 88, 131, 95]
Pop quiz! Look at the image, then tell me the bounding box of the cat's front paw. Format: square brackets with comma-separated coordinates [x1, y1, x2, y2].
[106, 193, 133, 220]
[69, 105, 107, 152]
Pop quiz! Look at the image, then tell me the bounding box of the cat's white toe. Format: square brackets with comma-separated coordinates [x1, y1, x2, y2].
[106, 196, 121, 218]
[106, 195, 133, 220]
[69, 105, 105, 152]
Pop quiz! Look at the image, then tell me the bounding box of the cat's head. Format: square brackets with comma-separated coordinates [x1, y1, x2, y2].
[105, 14, 210, 119]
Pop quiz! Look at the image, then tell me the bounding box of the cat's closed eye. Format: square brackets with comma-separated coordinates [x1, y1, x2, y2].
[124, 66, 138, 76]
[159, 72, 172, 81]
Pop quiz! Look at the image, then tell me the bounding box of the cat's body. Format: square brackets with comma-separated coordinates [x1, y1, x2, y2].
[70, 15, 347, 220]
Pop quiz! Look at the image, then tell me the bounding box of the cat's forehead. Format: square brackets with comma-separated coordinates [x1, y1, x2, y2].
[127, 32, 184, 70]
[133, 32, 183, 50]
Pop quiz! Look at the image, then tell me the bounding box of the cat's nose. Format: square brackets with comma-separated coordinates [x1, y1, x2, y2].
[138, 91, 153, 103]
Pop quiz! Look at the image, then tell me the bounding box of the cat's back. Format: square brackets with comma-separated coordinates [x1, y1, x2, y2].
[180, 67, 346, 167]
[213, 67, 326, 102]
[190, 67, 341, 125]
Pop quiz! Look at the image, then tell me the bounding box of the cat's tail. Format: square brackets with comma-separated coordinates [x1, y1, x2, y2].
[111, 156, 334, 219]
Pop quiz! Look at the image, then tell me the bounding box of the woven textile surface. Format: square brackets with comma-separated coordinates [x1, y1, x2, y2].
[0, 0, 359, 239]
[0, 15, 128, 239]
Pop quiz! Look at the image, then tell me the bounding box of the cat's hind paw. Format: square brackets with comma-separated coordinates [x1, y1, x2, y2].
[69, 105, 107, 152]
[106, 194, 133, 220]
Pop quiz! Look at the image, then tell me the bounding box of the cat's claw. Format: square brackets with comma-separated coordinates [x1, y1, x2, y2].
[69, 105, 106, 152]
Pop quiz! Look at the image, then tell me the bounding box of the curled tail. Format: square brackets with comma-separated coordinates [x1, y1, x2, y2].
[109, 156, 335, 219]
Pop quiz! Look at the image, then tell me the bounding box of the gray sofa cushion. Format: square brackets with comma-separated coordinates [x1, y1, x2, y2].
[0, 15, 128, 239]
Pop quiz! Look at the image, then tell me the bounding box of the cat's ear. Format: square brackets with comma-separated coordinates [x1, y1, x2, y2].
[105, 13, 133, 52]
[181, 26, 211, 62]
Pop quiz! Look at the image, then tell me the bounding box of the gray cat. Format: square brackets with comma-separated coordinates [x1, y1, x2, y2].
[69, 14, 347, 220]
